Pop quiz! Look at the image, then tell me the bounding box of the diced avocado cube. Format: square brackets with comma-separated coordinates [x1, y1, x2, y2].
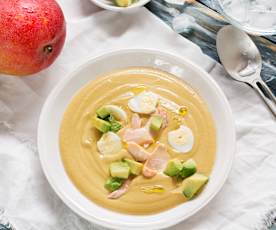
[164, 159, 183, 177]
[96, 106, 110, 119]
[124, 158, 143, 175]
[179, 159, 197, 179]
[109, 161, 130, 179]
[150, 115, 163, 132]
[104, 177, 124, 192]
[182, 173, 209, 199]
[91, 116, 111, 133]
[114, 0, 132, 7]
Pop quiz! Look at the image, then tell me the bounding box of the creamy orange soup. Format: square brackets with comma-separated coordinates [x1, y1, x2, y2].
[60, 67, 216, 215]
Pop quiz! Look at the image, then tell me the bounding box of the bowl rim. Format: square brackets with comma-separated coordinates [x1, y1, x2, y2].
[214, 0, 276, 36]
[89, 0, 151, 12]
[38, 48, 236, 230]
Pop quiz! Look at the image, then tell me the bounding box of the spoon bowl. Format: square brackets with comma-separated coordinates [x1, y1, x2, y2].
[216, 25, 276, 116]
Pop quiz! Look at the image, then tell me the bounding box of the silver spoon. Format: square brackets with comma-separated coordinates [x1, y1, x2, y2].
[216, 25, 276, 117]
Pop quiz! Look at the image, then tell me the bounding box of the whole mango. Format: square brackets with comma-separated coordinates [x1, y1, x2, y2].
[0, 0, 66, 76]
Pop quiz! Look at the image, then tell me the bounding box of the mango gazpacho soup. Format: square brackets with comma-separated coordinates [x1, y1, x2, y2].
[59, 67, 216, 215]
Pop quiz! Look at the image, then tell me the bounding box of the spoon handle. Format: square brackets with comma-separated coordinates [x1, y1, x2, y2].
[252, 79, 276, 117]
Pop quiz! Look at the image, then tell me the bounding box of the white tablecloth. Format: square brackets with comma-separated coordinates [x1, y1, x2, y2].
[0, 1, 275, 229]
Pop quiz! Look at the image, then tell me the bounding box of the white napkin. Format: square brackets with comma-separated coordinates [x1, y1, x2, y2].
[0, 1, 275, 230]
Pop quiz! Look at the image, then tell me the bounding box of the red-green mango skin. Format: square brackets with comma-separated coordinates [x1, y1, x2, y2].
[0, 0, 66, 76]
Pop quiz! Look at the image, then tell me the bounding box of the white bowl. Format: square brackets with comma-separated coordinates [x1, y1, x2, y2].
[38, 49, 235, 230]
[90, 0, 151, 12]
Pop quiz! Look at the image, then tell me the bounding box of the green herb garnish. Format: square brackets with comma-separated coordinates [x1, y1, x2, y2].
[108, 115, 122, 132]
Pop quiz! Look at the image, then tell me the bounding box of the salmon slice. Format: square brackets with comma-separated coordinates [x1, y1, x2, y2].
[142, 143, 169, 178]
[142, 166, 157, 178]
[107, 178, 132, 199]
[123, 127, 154, 146]
[127, 142, 151, 162]
[131, 113, 142, 129]
[117, 127, 127, 138]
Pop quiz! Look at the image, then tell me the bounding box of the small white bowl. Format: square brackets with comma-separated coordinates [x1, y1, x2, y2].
[38, 49, 236, 230]
[90, 0, 151, 12]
